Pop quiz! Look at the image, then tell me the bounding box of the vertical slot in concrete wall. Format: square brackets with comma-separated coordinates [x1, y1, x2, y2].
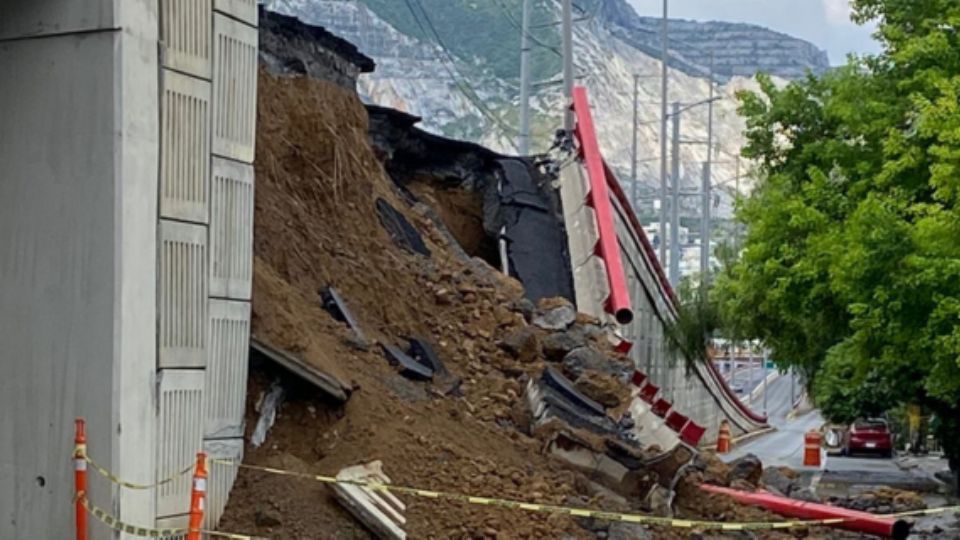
[212, 14, 258, 162]
[160, 0, 213, 78]
[159, 220, 209, 369]
[210, 158, 254, 300]
[160, 71, 212, 223]
[156, 369, 205, 518]
[204, 300, 251, 439]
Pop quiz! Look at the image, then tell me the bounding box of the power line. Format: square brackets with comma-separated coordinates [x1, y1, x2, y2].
[402, 0, 520, 144]
[492, 0, 563, 58]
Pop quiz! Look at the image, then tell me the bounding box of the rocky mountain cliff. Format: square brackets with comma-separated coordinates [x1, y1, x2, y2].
[590, 0, 830, 80]
[261, 0, 819, 222]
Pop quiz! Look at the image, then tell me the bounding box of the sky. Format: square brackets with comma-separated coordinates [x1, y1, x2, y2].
[628, 0, 882, 65]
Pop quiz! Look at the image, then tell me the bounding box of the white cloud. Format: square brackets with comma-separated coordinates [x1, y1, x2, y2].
[822, 0, 854, 25]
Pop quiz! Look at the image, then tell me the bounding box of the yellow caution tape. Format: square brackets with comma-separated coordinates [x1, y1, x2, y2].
[888, 505, 960, 518]
[77, 448, 960, 532]
[209, 459, 862, 531]
[78, 446, 193, 490]
[77, 493, 266, 539]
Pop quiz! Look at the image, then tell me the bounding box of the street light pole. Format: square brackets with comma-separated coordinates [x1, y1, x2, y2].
[659, 0, 669, 265]
[700, 53, 714, 282]
[669, 101, 681, 286]
[562, 0, 574, 130]
[631, 73, 639, 209]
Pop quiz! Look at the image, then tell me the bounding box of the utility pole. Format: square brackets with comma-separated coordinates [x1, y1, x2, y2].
[669, 101, 681, 286]
[631, 73, 639, 208]
[518, 0, 532, 155]
[734, 154, 741, 251]
[562, 0, 574, 130]
[700, 53, 714, 282]
[658, 0, 669, 265]
[763, 348, 769, 415]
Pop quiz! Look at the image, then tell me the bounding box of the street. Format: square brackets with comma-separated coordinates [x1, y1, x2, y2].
[719, 374, 956, 538]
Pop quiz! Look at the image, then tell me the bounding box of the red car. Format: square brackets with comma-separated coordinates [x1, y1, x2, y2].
[843, 418, 894, 458]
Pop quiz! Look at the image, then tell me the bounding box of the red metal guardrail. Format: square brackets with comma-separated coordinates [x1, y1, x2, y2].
[570, 86, 633, 325]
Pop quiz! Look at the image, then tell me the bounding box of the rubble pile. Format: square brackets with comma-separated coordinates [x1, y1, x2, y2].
[219, 70, 715, 539]
[827, 487, 927, 515]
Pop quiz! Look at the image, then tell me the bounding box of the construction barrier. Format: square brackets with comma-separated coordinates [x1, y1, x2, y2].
[716, 420, 731, 454]
[804, 430, 823, 467]
[72, 418, 960, 536]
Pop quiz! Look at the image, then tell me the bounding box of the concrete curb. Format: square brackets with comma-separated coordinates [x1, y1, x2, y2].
[731, 426, 778, 447]
[746, 370, 781, 404]
[699, 426, 778, 450]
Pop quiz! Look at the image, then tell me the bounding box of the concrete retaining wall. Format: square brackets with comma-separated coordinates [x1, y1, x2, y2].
[0, 1, 256, 536]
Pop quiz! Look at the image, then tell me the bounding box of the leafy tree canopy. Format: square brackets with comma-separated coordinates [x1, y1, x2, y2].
[713, 0, 960, 480]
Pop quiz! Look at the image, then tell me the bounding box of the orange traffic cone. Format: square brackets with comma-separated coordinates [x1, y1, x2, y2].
[716, 420, 732, 453]
[74, 418, 88, 540]
[187, 452, 208, 540]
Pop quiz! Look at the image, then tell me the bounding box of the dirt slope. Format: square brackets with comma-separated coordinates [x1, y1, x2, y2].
[219, 71, 606, 539]
[219, 71, 820, 540]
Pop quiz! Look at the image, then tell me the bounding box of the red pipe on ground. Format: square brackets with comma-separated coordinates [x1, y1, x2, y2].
[700, 484, 911, 539]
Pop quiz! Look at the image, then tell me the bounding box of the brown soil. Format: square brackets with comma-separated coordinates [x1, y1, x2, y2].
[219, 70, 809, 539]
[220, 71, 599, 539]
[407, 180, 490, 261]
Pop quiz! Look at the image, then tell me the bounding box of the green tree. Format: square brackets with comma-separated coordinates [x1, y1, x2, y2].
[715, 0, 960, 491]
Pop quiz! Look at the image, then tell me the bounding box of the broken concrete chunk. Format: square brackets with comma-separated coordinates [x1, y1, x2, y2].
[562, 346, 626, 379]
[541, 366, 606, 417]
[541, 329, 589, 362]
[408, 337, 462, 395]
[498, 327, 541, 363]
[727, 454, 763, 486]
[331, 460, 407, 540]
[321, 287, 369, 346]
[407, 338, 447, 374]
[532, 299, 577, 331]
[761, 466, 799, 497]
[381, 344, 433, 381]
[573, 372, 623, 409]
[509, 297, 536, 321]
[375, 197, 430, 257]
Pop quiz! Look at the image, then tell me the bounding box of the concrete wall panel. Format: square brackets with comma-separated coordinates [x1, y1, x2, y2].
[203, 438, 243, 529]
[214, 0, 258, 27]
[156, 369, 205, 518]
[160, 70, 211, 223]
[0, 31, 118, 540]
[159, 220, 208, 368]
[212, 14, 258, 162]
[210, 157, 254, 299]
[159, 0, 212, 78]
[0, 0, 114, 40]
[204, 300, 250, 439]
[114, 0, 162, 533]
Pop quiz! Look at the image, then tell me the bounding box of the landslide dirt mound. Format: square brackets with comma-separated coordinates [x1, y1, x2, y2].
[219, 70, 815, 539]
[220, 71, 594, 539]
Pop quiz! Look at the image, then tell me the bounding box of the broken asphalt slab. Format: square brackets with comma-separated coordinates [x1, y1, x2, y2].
[250, 338, 350, 403]
[381, 343, 433, 381]
[321, 286, 370, 346]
